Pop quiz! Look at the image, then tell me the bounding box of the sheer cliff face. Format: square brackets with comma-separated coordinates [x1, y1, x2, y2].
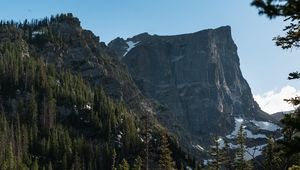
[109, 26, 274, 145]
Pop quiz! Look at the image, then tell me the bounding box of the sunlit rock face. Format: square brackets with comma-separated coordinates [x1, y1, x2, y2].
[109, 26, 277, 152]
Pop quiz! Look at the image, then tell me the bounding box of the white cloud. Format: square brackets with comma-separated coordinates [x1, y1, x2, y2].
[253, 86, 300, 114]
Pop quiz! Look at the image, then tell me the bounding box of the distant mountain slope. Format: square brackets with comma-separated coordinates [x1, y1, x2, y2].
[271, 110, 293, 121]
[109, 26, 279, 156]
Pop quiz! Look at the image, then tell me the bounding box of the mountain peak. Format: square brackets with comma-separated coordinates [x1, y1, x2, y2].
[109, 26, 277, 156]
[131, 32, 151, 40]
[215, 25, 231, 32]
[108, 26, 235, 59]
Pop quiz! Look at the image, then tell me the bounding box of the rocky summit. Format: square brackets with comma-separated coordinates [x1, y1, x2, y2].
[109, 26, 279, 156]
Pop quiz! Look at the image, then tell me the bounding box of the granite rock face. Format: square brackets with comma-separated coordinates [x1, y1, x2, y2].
[109, 26, 276, 150]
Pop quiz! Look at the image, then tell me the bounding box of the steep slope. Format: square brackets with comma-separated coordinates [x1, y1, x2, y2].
[0, 14, 198, 169]
[109, 26, 279, 155]
[25, 14, 147, 113]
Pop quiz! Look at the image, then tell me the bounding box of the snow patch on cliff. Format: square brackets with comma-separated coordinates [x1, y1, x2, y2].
[245, 144, 266, 160]
[250, 120, 280, 131]
[123, 41, 140, 56]
[226, 117, 244, 139]
[226, 117, 268, 139]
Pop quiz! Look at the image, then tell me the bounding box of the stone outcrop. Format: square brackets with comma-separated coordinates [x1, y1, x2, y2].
[109, 26, 277, 151]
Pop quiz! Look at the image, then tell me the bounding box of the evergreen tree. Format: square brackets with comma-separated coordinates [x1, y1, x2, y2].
[251, 6, 300, 165]
[234, 125, 252, 170]
[180, 162, 184, 170]
[288, 165, 300, 170]
[3, 142, 15, 170]
[48, 162, 53, 170]
[277, 112, 300, 168]
[208, 137, 221, 170]
[221, 139, 233, 170]
[263, 137, 283, 170]
[62, 153, 68, 170]
[32, 159, 39, 170]
[252, 1, 300, 168]
[118, 159, 130, 170]
[251, 0, 300, 49]
[27, 92, 37, 125]
[132, 156, 142, 170]
[158, 133, 175, 170]
[112, 149, 117, 170]
[122, 114, 139, 155]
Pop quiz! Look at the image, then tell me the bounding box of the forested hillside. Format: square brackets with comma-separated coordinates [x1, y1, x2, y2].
[0, 14, 195, 170]
[0, 13, 299, 170]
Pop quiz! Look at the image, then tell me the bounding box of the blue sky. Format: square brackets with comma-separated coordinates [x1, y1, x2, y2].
[1, 0, 300, 112]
